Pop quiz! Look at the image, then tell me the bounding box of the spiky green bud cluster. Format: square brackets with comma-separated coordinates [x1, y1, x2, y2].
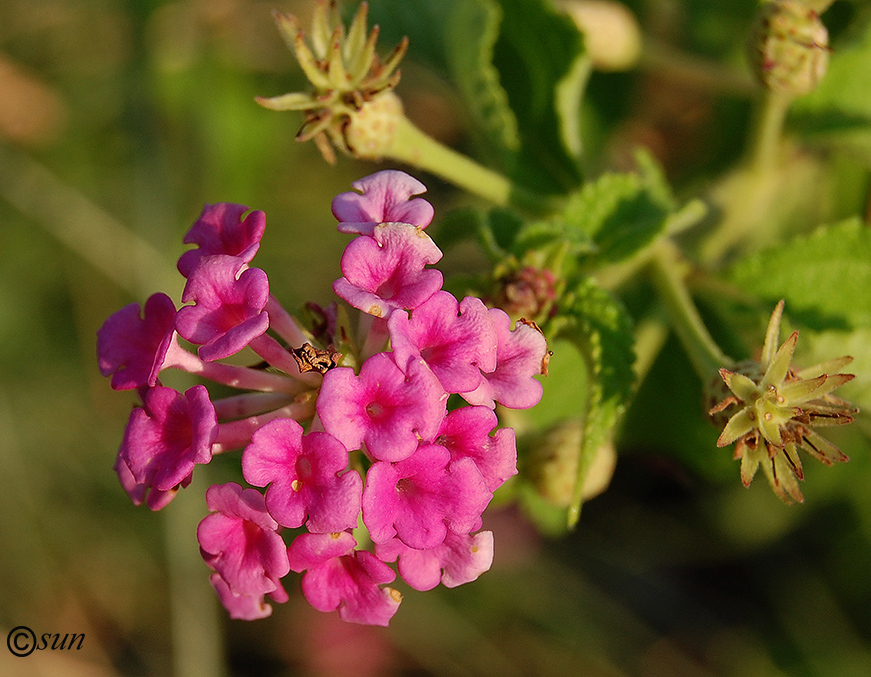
[709, 301, 856, 503]
[257, 0, 408, 163]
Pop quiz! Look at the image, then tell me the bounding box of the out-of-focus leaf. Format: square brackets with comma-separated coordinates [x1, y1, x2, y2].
[727, 218, 871, 330]
[792, 11, 871, 162]
[517, 152, 675, 265]
[445, 0, 521, 164]
[490, 0, 586, 193]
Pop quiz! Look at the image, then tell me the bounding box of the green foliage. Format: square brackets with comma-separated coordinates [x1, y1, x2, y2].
[727, 218, 871, 330]
[553, 279, 635, 525]
[487, 0, 587, 192]
[510, 150, 677, 268]
[445, 0, 522, 163]
[792, 9, 871, 162]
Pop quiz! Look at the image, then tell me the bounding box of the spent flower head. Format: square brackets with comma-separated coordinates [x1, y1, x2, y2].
[257, 0, 408, 162]
[709, 301, 857, 503]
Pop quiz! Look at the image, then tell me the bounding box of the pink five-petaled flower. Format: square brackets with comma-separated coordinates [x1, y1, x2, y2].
[317, 352, 447, 462]
[462, 309, 548, 409]
[375, 530, 495, 591]
[333, 222, 443, 319]
[97, 292, 176, 390]
[242, 418, 363, 533]
[175, 254, 270, 362]
[177, 203, 266, 277]
[331, 170, 435, 236]
[287, 531, 401, 627]
[198, 483, 290, 619]
[389, 291, 497, 395]
[118, 384, 217, 495]
[433, 405, 517, 492]
[362, 443, 491, 550]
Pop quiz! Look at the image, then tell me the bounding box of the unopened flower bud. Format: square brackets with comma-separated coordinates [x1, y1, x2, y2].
[558, 0, 642, 71]
[748, 0, 829, 96]
[527, 419, 616, 506]
[494, 265, 559, 322]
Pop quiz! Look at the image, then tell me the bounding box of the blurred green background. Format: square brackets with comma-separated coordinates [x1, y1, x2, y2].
[2, 0, 871, 675]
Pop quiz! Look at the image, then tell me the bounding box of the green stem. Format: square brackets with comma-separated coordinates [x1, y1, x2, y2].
[388, 115, 562, 215]
[648, 241, 733, 381]
[748, 90, 793, 175]
[699, 89, 794, 263]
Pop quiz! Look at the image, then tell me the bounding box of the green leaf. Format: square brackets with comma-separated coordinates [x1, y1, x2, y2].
[512, 216, 596, 260]
[556, 279, 635, 526]
[791, 12, 871, 161]
[727, 218, 871, 330]
[547, 163, 674, 265]
[445, 0, 521, 162]
[490, 0, 586, 193]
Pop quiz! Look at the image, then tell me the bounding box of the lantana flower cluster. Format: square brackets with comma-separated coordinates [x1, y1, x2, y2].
[97, 170, 548, 625]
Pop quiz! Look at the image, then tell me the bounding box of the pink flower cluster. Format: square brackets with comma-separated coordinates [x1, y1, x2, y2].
[97, 170, 548, 625]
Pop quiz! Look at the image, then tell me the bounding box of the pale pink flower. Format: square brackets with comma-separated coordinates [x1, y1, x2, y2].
[331, 170, 434, 236]
[462, 309, 548, 409]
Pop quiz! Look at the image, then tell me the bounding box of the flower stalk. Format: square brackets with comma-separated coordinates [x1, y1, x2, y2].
[648, 241, 733, 382]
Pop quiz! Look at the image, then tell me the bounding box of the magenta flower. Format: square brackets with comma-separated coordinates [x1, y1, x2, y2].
[462, 310, 548, 409]
[178, 203, 266, 277]
[331, 170, 434, 236]
[433, 406, 517, 492]
[119, 384, 217, 494]
[288, 531, 401, 626]
[198, 483, 290, 602]
[209, 573, 288, 621]
[242, 418, 363, 533]
[317, 353, 447, 462]
[333, 223, 443, 319]
[362, 443, 491, 550]
[175, 255, 270, 362]
[389, 291, 497, 394]
[375, 530, 494, 591]
[97, 293, 176, 390]
[114, 453, 181, 511]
